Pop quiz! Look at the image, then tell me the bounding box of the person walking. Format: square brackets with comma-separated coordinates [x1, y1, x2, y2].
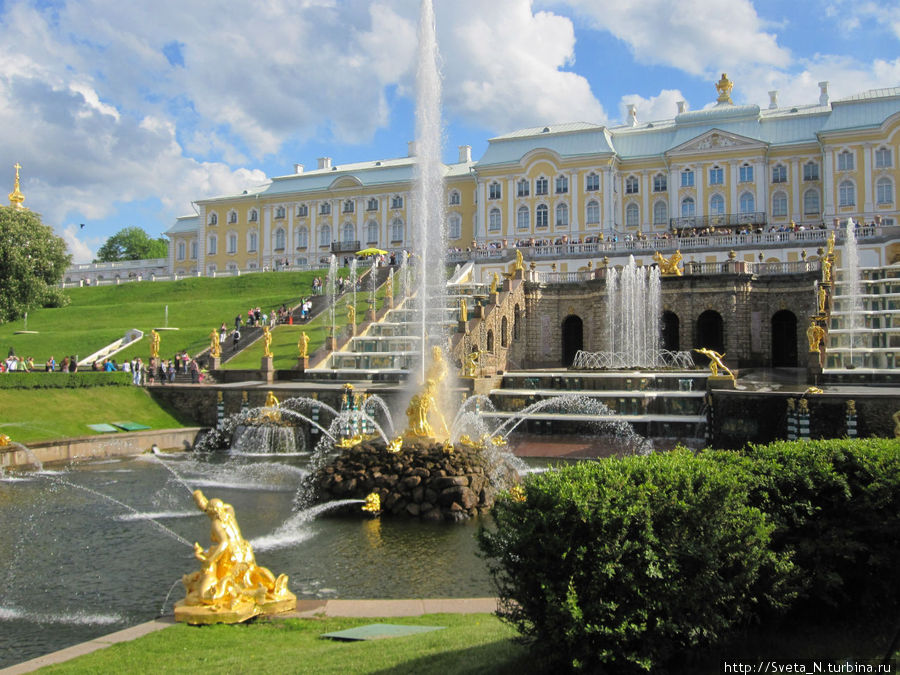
[232, 328, 241, 350]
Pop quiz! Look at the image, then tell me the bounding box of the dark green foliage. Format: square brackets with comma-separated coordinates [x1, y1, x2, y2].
[0, 371, 131, 388]
[95, 226, 168, 262]
[0, 206, 71, 322]
[706, 438, 900, 614]
[478, 450, 791, 673]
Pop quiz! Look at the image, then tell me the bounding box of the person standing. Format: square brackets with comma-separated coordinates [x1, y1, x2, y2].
[232, 328, 241, 349]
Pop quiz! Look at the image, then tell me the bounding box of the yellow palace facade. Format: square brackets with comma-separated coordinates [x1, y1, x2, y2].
[167, 77, 900, 274]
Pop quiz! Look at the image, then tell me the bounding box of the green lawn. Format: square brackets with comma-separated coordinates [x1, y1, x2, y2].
[0, 270, 341, 367]
[42, 614, 534, 675]
[0, 387, 189, 443]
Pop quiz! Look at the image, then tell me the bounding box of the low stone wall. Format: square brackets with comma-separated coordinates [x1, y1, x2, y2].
[310, 439, 520, 521]
[0, 428, 205, 469]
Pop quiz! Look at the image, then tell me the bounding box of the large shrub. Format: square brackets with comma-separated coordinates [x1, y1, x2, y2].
[706, 438, 900, 614]
[0, 371, 132, 389]
[478, 450, 793, 673]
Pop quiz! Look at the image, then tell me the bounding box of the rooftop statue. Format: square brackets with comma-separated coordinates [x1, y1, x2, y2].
[175, 489, 295, 624]
[715, 73, 733, 104]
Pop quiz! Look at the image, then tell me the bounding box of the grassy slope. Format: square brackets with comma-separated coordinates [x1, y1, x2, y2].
[0, 388, 188, 443]
[43, 614, 533, 675]
[0, 270, 339, 366]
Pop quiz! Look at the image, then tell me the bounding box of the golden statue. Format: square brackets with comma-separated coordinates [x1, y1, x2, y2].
[827, 231, 836, 258]
[510, 249, 525, 276]
[807, 320, 826, 352]
[175, 489, 295, 624]
[347, 304, 356, 326]
[715, 73, 733, 104]
[149, 329, 160, 359]
[8, 162, 25, 209]
[459, 298, 468, 323]
[387, 436, 402, 453]
[694, 347, 735, 380]
[822, 256, 833, 284]
[264, 391, 279, 409]
[846, 400, 856, 416]
[262, 326, 273, 358]
[463, 350, 480, 377]
[298, 331, 309, 359]
[404, 378, 448, 440]
[361, 492, 381, 514]
[490, 272, 500, 294]
[817, 285, 828, 315]
[653, 250, 683, 276]
[210, 329, 221, 358]
[798, 398, 810, 414]
[804, 387, 824, 395]
[0, 433, 10, 447]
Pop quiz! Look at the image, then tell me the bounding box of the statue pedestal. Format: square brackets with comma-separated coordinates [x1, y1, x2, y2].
[807, 351, 824, 382]
[457, 320, 468, 334]
[366, 309, 376, 322]
[491, 291, 499, 305]
[297, 356, 309, 371]
[346, 323, 356, 338]
[327, 335, 337, 351]
[706, 375, 735, 390]
[209, 356, 221, 370]
[261, 356, 274, 383]
[387, 294, 394, 310]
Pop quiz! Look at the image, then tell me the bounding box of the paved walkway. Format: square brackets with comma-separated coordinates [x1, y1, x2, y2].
[1, 597, 499, 674]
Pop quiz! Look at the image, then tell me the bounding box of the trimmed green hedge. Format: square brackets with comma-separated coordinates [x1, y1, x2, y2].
[478, 439, 900, 673]
[0, 371, 132, 388]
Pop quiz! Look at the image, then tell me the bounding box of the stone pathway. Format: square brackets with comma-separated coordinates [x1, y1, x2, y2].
[0, 597, 499, 674]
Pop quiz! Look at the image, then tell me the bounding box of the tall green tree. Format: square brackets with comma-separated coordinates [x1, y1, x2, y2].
[95, 226, 168, 262]
[0, 206, 71, 323]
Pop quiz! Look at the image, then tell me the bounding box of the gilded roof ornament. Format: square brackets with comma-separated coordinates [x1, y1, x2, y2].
[8, 162, 25, 209]
[715, 73, 734, 105]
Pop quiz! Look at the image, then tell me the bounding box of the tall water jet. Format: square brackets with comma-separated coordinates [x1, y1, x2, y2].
[327, 254, 338, 350]
[605, 257, 662, 367]
[412, 0, 447, 382]
[841, 218, 864, 367]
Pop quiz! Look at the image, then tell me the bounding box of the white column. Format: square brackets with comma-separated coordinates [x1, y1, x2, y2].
[756, 161, 766, 219]
[310, 201, 317, 251]
[286, 205, 293, 264]
[729, 164, 738, 213]
[507, 178, 515, 239]
[381, 195, 388, 247]
[604, 168, 616, 232]
[668, 168, 678, 225]
[823, 150, 834, 217]
[476, 181, 485, 242]
[356, 199, 364, 245]
[263, 205, 271, 267]
[641, 172, 649, 229]
[570, 171, 579, 234]
[791, 160, 801, 218]
[863, 145, 874, 213]
[696, 164, 704, 218]
[197, 206, 206, 275]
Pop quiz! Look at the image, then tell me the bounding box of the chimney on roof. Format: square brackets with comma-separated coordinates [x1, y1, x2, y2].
[676, 100, 686, 114]
[458, 145, 472, 163]
[317, 157, 332, 170]
[818, 81, 829, 106]
[407, 141, 416, 157]
[627, 104, 637, 127]
[293, 163, 304, 174]
[768, 91, 778, 109]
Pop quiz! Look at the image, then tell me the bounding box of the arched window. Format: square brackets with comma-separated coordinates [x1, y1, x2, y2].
[489, 208, 502, 231]
[536, 204, 549, 228]
[681, 197, 695, 217]
[625, 202, 639, 227]
[586, 200, 600, 225]
[513, 304, 521, 340]
[486, 329, 494, 352]
[535, 176, 548, 196]
[343, 200, 354, 214]
[248, 231, 258, 253]
[318, 224, 331, 247]
[274, 228, 286, 250]
[296, 227, 308, 249]
[555, 175, 569, 194]
[837, 150, 854, 171]
[190, 240, 198, 259]
[555, 203, 569, 227]
[772, 191, 788, 217]
[228, 211, 237, 224]
[275, 206, 285, 219]
[227, 232, 238, 254]
[391, 195, 403, 209]
[877, 177, 894, 204]
[448, 190, 460, 205]
[653, 200, 667, 225]
[739, 191, 755, 214]
[367, 198, 379, 211]
[803, 189, 820, 215]
[208, 212, 218, 225]
[517, 206, 529, 230]
[839, 180, 855, 207]
[320, 202, 332, 215]
[366, 221, 378, 244]
[249, 209, 258, 222]
[390, 218, 404, 242]
[710, 193, 725, 215]
[207, 234, 217, 255]
[341, 222, 355, 244]
[297, 204, 308, 217]
[448, 214, 462, 239]
[516, 179, 529, 197]
[501, 316, 508, 348]
[177, 242, 185, 261]
[625, 175, 639, 194]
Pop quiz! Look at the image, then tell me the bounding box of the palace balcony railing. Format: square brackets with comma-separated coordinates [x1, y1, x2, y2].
[669, 211, 767, 230]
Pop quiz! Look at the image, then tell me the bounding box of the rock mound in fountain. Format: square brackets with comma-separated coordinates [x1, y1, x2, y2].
[310, 439, 520, 522]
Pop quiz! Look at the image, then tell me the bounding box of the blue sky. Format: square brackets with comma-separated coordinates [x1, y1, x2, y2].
[0, 0, 898, 262]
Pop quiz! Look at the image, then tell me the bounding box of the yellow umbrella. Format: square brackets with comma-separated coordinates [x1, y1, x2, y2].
[356, 247, 388, 256]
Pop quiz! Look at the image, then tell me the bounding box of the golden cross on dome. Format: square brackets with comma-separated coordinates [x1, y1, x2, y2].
[9, 162, 25, 209]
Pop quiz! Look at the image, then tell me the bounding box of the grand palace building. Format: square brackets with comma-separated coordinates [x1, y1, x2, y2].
[165, 77, 900, 276]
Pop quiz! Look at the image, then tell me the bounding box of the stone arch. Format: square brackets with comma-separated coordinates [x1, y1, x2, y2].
[501, 316, 509, 348]
[771, 309, 798, 367]
[513, 304, 521, 340]
[661, 310, 680, 351]
[486, 329, 494, 353]
[696, 309, 724, 354]
[561, 314, 583, 366]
